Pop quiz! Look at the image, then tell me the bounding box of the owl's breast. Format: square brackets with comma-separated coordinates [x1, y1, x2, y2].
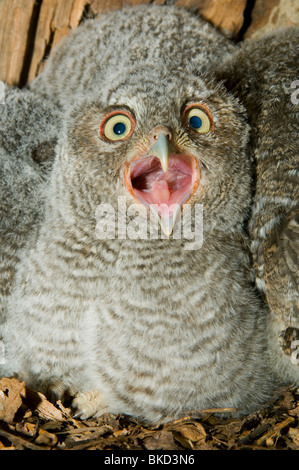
[84, 237, 269, 421]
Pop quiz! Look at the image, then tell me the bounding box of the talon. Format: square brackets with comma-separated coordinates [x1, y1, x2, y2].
[72, 410, 84, 419]
[71, 389, 107, 419]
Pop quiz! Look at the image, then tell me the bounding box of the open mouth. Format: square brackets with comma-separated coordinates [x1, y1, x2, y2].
[125, 154, 199, 235]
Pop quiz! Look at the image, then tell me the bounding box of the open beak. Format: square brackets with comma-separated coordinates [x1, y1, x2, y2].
[125, 128, 199, 237]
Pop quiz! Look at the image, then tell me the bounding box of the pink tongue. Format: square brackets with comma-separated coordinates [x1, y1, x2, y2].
[151, 180, 171, 204]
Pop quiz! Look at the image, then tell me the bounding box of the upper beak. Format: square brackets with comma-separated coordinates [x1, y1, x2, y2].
[149, 132, 173, 173]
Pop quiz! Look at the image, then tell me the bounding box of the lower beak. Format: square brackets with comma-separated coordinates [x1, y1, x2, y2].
[150, 203, 181, 237]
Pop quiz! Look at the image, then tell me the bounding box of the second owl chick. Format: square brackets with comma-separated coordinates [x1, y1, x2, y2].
[218, 27, 299, 384]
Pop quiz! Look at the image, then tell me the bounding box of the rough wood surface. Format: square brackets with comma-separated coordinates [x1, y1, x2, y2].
[245, 0, 299, 38]
[177, 0, 247, 37]
[0, 0, 36, 86]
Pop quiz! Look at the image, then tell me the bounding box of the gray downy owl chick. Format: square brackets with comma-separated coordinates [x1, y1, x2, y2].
[1, 5, 281, 422]
[217, 27, 299, 385]
[0, 86, 61, 335]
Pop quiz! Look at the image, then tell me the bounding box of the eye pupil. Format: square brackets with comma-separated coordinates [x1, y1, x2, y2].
[189, 115, 202, 129]
[101, 112, 134, 142]
[113, 122, 126, 135]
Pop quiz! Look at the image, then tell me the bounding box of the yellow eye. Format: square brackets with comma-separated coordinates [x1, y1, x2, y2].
[100, 111, 135, 142]
[183, 105, 212, 134]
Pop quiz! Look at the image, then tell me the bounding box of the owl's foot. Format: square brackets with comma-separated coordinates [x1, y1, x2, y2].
[71, 390, 107, 419]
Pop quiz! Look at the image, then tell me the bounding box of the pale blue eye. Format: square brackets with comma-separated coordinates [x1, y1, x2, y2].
[189, 115, 203, 129]
[113, 122, 126, 135]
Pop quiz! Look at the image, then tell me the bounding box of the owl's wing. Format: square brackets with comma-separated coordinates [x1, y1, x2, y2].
[0, 86, 61, 325]
[216, 28, 299, 354]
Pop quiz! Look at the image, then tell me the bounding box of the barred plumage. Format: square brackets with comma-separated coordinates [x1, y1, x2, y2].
[1, 4, 298, 423]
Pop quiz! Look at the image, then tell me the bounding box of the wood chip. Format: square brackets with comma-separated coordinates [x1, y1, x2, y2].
[22, 386, 65, 421]
[0, 428, 42, 450]
[255, 416, 295, 446]
[0, 377, 26, 423]
[34, 428, 58, 447]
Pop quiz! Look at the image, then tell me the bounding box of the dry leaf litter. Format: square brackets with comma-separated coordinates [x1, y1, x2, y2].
[0, 377, 299, 450]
